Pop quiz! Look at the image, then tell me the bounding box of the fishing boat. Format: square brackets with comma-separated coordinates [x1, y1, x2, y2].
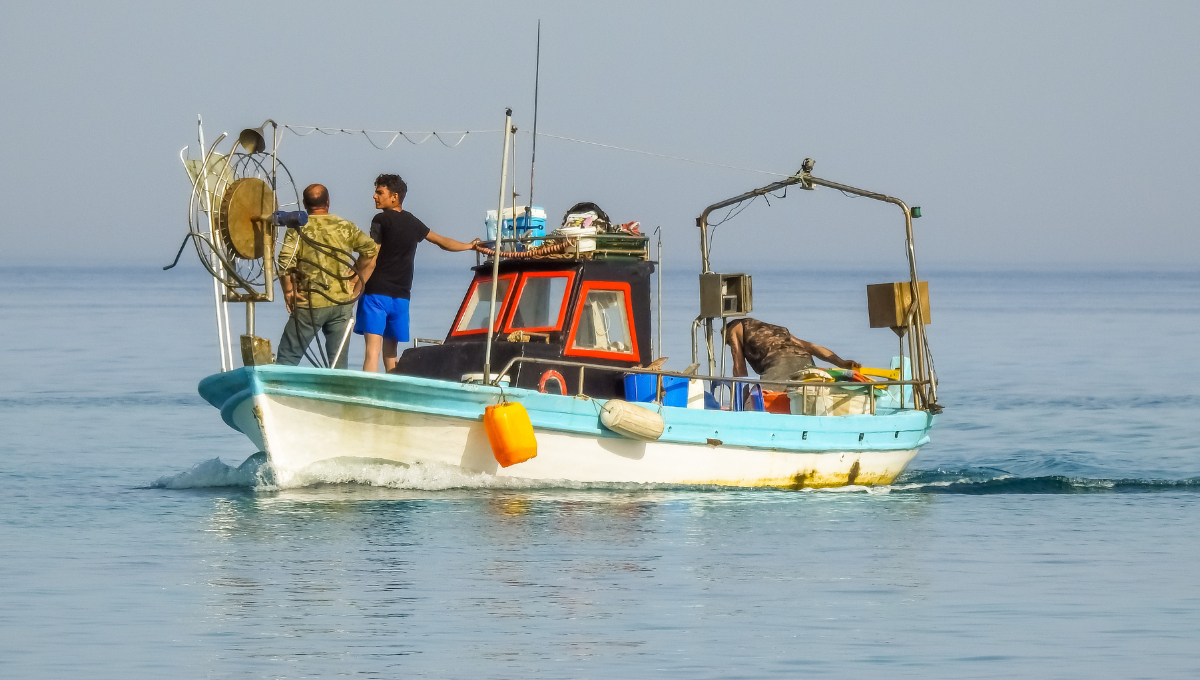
[176, 116, 940, 488]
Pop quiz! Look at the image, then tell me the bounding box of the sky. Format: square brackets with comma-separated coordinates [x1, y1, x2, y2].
[1, 0, 1197, 272]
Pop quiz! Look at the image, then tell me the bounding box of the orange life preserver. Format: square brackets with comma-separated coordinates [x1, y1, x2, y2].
[538, 370, 567, 395]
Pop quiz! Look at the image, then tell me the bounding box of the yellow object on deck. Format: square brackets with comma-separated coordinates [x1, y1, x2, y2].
[484, 402, 538, 467]
[858, 367, 901, 381]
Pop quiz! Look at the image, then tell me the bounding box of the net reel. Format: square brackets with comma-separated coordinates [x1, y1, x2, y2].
[181, 119, 303, 368]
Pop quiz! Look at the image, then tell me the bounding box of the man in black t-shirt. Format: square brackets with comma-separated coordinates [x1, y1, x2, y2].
[354, 173, 480, 372]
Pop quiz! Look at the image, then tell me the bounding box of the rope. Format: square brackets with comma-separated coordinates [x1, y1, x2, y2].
[282, 125, 494, 149]
[277, 123, 791, 178]
[473, 239, 571, 259]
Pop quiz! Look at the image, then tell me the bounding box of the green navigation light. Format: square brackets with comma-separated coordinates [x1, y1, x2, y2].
[911, 206, 922, 218]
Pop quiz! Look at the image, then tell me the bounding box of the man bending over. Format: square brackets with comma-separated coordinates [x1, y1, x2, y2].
[726, 317, 860, 386]
[356, 174, 480, 372]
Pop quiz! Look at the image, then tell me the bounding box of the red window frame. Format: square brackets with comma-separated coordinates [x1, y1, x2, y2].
[563, 281, 640, 362]
[502, 270, 578, 333]
[450, 272, 519, 336]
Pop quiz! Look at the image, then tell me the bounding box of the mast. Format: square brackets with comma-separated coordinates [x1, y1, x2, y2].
[483, 108, 513, 384]
[527, 20, 541, 225]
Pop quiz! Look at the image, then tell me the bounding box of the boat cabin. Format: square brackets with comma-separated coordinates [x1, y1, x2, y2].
[394, 252, 653, 399]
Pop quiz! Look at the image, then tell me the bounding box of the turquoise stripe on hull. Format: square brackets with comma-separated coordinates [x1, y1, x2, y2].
[199, 366, 934, 454]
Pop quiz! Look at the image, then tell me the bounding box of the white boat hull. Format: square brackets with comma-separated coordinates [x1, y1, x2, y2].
[231, 390, 917, 489]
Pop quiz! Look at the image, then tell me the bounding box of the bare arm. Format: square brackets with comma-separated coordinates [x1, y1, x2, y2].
[280, 272, 296, 314]
[727, 323, 749, 377]
[794, 336, 860, 369]
[351, 253, 377, 298]
[426, 230, 481, 252]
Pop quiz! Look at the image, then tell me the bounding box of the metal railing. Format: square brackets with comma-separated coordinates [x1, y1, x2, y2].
[473, 233, 651, 266]
[490, 355, 929, 414]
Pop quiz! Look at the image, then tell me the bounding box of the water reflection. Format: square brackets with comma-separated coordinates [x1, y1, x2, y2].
[190, 484, 941, 670]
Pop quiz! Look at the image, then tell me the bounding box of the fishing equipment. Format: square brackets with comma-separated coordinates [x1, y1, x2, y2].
[599, 399, 665, 441]
[172, 118, 303, 370]
[483, 400, 538, 467]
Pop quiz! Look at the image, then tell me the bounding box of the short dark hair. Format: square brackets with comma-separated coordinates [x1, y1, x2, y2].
[375, 174, 407, 204]
[302, 184, 329, 211]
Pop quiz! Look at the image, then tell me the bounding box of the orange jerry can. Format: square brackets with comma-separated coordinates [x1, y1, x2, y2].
[483, 401, 538, 467]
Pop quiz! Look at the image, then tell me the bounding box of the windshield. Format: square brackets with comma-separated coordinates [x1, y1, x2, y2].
[509, 275, 571, 330]
[456, 277, 512, 333]
[571, 289, 633, 355]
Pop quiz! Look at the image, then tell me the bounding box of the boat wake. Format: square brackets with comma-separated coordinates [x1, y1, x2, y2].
[888, 468, 1200, 494]
[150, 455, 1200, 494]
[152, 453, 627, 491]
[150, 453, 273, 489]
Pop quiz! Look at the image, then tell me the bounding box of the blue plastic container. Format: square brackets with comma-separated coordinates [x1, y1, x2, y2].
[485, 207, 546, 246]
[623, 374, 688, 408]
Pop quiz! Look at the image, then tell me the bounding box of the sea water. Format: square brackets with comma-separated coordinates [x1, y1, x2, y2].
[1, 265, 1198, 679]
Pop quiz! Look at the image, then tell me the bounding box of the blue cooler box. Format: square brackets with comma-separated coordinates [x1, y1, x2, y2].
[486, 207, 546, 247]
[623, 374, 688, 408]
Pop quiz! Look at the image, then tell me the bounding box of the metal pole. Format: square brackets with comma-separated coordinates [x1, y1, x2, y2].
[331, 312, 355, 369]
[657, 229, 662, 360]
[197, 117, 228, 373]
[528, 21, 541, 211]
[511, 124, 519, 245]
[483, 108, 513, 384]
[907, 319, 919, 409]
[246, 301, 255, 337]
[210, 264, 227, 371]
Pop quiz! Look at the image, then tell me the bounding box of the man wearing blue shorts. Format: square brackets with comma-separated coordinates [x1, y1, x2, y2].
[356, 173, 480, 372]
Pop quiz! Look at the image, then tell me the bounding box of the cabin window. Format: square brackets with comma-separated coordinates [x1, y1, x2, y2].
[452, 274, 517, 335]
[565, 281, 640, 362]
[505, 271, 576, 333]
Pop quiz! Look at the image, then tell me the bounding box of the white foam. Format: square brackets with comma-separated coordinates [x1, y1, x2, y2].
[153, 453, 645, 492]
[274, 457, 570, 490]
[151, 454, 271, 489]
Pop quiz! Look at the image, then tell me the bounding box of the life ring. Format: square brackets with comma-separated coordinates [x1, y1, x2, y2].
[538, 370, 567, 395]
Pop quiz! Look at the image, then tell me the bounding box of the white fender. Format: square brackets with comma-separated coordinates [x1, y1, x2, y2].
[599, 399, 665, 441]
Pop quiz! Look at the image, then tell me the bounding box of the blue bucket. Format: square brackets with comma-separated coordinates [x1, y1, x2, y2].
[623, 374, 688, 408]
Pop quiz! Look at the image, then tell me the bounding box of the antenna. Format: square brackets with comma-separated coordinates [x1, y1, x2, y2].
[527, 20, 541, 218]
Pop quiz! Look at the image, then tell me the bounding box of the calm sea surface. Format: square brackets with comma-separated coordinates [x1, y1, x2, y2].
[2, 265, 1198, 679]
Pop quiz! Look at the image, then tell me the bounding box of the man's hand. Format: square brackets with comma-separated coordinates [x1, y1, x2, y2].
[350, 272, 364, 299]
[843, 360, 862, 370]
[285, 289, 308, 314]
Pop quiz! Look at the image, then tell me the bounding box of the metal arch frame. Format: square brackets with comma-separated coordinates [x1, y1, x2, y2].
[695, 162, 939, 411]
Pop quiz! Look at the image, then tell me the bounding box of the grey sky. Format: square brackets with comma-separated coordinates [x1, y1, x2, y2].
[2, 1, 1197, 270]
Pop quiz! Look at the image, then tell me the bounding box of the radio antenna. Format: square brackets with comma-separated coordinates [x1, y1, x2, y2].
[527, 20, 541, 216]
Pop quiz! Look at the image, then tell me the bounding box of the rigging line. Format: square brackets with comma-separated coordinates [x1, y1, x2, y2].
[282, 124, 498, 135]
[401, 132, 434, 145]
[529, 131, 791, 178]
[433, 131, 471, 147]
[361, 130, 402, 150]
[706, 195, 760, 252]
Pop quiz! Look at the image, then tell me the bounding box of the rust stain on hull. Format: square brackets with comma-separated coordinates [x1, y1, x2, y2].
[845, 460, 861, 485]
[680, 464, 902, 489]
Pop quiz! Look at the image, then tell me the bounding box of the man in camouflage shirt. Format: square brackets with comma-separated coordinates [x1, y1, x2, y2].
[725, 317, 860, 387]
[275, 184, 379, 368]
